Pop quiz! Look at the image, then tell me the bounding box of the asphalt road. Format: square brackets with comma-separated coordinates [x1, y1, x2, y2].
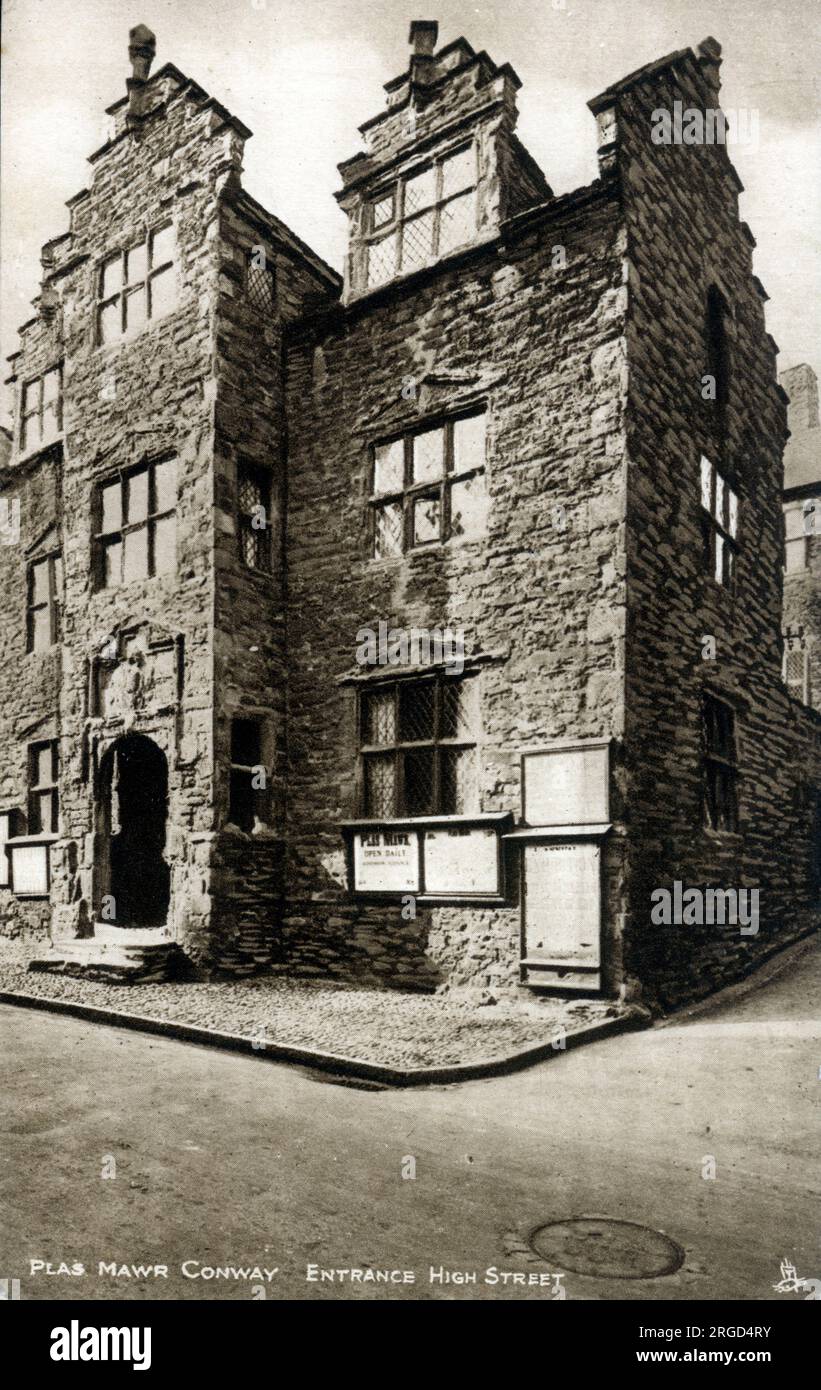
[1, 939, 818, 1301]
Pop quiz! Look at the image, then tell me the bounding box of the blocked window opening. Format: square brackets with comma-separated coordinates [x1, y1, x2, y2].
[703, 694, 739, 833]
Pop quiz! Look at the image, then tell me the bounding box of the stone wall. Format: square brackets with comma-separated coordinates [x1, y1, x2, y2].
[283, 178, 631, 992]
[596, 45, 821, 1005]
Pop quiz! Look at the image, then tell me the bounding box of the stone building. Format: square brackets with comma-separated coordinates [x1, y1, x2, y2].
[780, 364, 820, 713]
[1, 22, 819, 1007]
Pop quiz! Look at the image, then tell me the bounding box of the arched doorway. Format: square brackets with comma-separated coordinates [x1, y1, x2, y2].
[99, 734, 170, 928]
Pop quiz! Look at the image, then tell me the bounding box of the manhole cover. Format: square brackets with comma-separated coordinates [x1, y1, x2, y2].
[530, 1217, 684, 1279]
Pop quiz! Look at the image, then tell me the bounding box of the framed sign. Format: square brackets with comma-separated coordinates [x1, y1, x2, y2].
[423, 825, 499, 897]
[523, 840, 601, 968]
[344, 814, 512, 901]
[9, 841, 51, 897]
[352, 829, 420, 893]
[523, 741, 609, 826]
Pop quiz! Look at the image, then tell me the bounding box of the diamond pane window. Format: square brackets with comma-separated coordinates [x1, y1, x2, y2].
[247, 256, 275, 313]
[367, 234, 397, 288]
[438, 191, 476, 256]
[783, 645, 809, 703]
[360, 144, 477, 294]
[401, 210, 435, 271]
[441, 746, 475, 814]
[399, 681, 435, 742]
[365, 754, 396, 818]
[237, 462, 272, 572]
[374, 501, 403, 559]
[372, 194, 394, 229]
[363, 689, 396, 746]
[404, 166, 436, 214]
[359, 675, 478, 818]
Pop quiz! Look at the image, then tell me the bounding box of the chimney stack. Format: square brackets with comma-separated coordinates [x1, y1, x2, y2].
[697, 36, 722, 99]
[127, 23, 157, 126]
[408, 20, 438, 57]
[781, 364, 820, 432]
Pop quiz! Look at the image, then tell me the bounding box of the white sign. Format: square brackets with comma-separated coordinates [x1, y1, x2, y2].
[10, 843, 50, 897]
[524, 744, 609, 826]
[424, 826, 499, 896]
[353, 830, 420, 892]
[524, 841, 600, 966]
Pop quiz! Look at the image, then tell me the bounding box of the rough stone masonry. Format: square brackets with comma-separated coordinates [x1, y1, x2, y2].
[0, 21, 818, 1010]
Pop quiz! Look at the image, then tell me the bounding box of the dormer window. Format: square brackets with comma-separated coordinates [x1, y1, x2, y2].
[364, 145, 477, 290]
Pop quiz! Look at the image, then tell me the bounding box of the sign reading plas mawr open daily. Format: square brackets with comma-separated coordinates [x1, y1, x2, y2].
[353, 830, 420, 893]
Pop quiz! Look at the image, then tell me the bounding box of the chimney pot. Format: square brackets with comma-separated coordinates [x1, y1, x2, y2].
[408, 20, 438, 57]
[129, 23, 156, 82]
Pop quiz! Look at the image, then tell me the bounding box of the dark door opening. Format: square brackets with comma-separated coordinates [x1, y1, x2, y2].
[104, 734, 170, 928]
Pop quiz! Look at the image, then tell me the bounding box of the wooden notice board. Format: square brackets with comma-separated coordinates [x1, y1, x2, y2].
[523, 840, 601, 969]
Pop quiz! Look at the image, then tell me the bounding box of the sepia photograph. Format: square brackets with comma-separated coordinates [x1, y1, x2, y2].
[0, 0, 818, 1356]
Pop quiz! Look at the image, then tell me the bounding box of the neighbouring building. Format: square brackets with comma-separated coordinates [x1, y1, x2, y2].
[1, 22, 818, 1007]
[780, 363, 820, 713]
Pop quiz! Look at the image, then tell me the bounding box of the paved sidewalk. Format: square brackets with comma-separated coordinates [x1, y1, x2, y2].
[0, 937, 625, 1074]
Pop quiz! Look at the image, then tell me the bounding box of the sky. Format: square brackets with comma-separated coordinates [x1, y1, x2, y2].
[1, 0, 819, 425]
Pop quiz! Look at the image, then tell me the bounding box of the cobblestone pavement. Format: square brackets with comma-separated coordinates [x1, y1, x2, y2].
[0, 938, 622, 1069]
